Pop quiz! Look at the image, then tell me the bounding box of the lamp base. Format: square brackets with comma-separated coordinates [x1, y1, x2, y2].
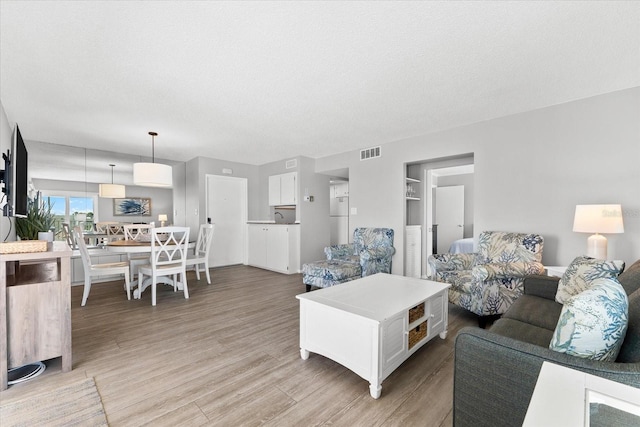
[586, 233, 608, 260]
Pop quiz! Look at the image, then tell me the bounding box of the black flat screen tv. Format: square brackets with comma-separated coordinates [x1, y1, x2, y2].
[2, 124, 29, 217]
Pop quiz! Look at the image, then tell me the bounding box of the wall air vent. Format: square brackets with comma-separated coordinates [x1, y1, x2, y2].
[360, 146, 381, 161]
[285, 159, 297, 169]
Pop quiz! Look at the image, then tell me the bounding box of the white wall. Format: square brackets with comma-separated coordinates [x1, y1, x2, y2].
[316, 87, 640, 271]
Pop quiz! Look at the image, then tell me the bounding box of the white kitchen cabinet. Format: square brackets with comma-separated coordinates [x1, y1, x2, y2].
[331, 182, 349, 198]
[268, 172, 297, 205]
[248, 225, 268, 268]
[247, 224, 300, 274]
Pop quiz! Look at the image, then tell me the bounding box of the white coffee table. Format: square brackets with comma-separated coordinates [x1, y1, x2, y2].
[296, 273, 450, 398]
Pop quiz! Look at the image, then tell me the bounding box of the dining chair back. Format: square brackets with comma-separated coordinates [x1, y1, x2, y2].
[186, 223, 215, 284]
[95, 221, 125, 242]
[137, 226, 191, 306]
[123, 224, 154, 279]
[72, 226, 131, 306]
[124, 224, 153, 241]
[62, 223, 75, 249]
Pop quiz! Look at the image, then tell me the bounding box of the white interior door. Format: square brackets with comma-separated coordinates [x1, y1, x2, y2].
[206, 175, 247, 267]
[435, 185, 464, 254]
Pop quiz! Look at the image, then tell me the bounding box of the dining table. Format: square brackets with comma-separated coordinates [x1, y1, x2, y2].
[81, 231, 110, 246]
[106, 239, 195, 299]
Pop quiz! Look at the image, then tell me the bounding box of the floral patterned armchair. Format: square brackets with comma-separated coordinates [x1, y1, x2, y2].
[302, 228, 395, 291]
[428, 231, 544, 325]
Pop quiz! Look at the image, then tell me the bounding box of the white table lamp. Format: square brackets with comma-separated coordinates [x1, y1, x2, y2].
[573, 204, 624, 259]
[158, 214, 168, 227]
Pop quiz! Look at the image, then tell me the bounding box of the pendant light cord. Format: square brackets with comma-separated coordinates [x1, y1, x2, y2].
[149, 131, 158, 163]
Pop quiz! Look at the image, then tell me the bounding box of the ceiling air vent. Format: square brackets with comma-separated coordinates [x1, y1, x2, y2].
[285, 159, 297, 169]
[360, 146, 381, 161]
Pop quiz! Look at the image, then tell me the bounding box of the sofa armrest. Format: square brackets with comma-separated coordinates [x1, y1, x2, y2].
[324, 244, 355, 260]
[454, 327, 640, 427]
[427, 253, 475, 274]
[524, 274, 560, 300]
[472, 261, 545, 281]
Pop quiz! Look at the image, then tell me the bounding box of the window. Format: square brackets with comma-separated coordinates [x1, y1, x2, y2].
[42, 192, 97, 241]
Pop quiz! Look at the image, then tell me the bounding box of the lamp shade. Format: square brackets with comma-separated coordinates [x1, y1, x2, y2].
[99, 183, 126, 198]
[158, 214, 168, 222]
[133, 162, 172, 187]
[573, 204, 624, 234]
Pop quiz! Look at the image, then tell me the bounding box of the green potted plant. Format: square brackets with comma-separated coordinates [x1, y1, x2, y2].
[15, 193, 56, 241]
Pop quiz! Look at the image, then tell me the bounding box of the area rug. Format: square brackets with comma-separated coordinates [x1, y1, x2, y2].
[0, 377, 108, 426]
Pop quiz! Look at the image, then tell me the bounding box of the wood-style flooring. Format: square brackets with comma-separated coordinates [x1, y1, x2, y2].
[0, 265, 478, 426]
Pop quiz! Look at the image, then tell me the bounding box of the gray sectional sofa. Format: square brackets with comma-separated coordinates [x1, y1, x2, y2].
[453, 259, 640, 427]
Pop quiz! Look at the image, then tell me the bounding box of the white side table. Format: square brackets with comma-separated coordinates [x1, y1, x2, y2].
[545, 266, 567, 278]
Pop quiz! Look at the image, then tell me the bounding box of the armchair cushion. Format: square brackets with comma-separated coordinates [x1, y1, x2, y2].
[472, 261, 545, 281]
[428, 252, 475, 273]
[359, 245, 396, 277]
[550, 277, 629, 361]
[555, 256, 625, 304]
[324, 243, 357, 261]
[301, 260, 361, 284]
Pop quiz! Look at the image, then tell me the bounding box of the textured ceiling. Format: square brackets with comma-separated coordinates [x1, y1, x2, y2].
[1, 1, 639, 168]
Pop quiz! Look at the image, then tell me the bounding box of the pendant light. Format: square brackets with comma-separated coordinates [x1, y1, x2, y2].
[99, 164, 126, 198]
[133, 131, 173, 187]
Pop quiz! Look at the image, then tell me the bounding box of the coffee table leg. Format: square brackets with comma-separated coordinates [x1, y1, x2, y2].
[300, 349, 309, 360]
[369, 383, 382, 399]
[439, 330, 448, 339]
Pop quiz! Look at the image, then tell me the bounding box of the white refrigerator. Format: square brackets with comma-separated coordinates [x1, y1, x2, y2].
[330, 196, 349, 245]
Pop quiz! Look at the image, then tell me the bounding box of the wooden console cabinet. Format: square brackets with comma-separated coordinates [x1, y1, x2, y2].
[0, 242, 72, 390]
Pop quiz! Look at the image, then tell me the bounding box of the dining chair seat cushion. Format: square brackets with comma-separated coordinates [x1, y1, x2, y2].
[91, 261, 130, 271]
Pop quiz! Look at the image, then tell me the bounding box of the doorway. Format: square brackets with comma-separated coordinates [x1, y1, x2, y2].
[424, 162, 474, 277]
[206, 175, 247, 267]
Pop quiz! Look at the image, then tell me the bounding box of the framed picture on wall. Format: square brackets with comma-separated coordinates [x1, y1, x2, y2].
[113, 198, 151, 216]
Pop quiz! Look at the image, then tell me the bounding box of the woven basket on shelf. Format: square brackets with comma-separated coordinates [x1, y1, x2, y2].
[0, 240, 48, 254]
[408, 320, 428, 350]
[408, 302, 425, 324]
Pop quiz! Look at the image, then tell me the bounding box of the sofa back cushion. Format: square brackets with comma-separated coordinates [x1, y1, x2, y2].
[619, 259, 640, 296]
[550, 277, 628, 361]
[617, 259, 640, 363]
[555, 256, 625, 304]
[475, 231, 544, 265]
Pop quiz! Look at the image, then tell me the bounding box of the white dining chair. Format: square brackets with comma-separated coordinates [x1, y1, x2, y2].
[186, 223, 215, 284]
[95, 221, 125, 244]
[137, 226, 190, 306]
[73, 226, 131, 306]
[62, 222, 75, 249]
[123, 223, 153, 280]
